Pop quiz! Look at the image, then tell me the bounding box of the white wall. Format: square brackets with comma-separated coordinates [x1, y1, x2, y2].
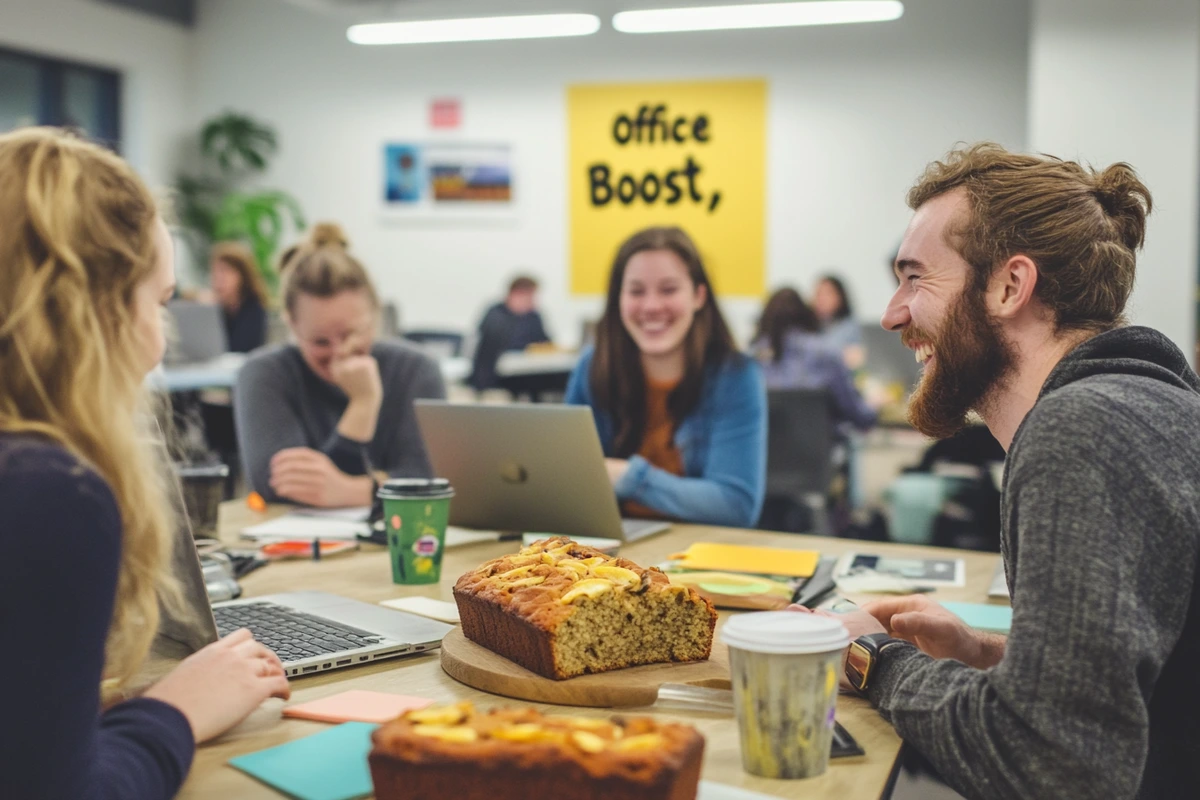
[190, 0, 1030, 345]
[0, 0, 194, 188]
[1029, 0, 1200, 356]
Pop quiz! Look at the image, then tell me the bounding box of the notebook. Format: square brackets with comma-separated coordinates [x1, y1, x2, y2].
[283, 690, 433, 724]
[241, 513, 368, 541]
[229, 722, 376, 800]
[669, 543, 820, 578]
[941, 601, 1013, 634]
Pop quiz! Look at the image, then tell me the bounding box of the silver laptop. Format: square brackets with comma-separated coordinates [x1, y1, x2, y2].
[165, 523, 452, 679]
[414, 401, 670, 542]
[165, 300, 228, 364]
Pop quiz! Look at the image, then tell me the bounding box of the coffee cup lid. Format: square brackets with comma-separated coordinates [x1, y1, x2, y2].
[376, 478, 454, 500]
[721, 611, 850, 655]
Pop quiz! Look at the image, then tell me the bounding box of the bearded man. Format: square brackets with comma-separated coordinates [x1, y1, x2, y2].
[820, 143, 1200, 799]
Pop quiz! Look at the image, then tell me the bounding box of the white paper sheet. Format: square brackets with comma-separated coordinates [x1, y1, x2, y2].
[241, 514, 369, 541]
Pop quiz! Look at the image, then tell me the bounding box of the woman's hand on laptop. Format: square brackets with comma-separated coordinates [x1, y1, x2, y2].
[144, 628, 291, 744]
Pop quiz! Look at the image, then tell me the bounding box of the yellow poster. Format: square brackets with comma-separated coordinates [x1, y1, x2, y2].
[568, 79, 767, 297]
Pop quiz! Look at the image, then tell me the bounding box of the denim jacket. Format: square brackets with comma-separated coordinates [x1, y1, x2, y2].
[565, 348, 767, 528]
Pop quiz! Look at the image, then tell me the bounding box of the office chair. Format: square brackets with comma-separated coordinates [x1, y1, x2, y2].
[762, 388, 839, 535]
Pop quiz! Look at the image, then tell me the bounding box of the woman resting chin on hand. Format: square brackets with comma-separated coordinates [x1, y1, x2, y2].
[236, 223, 447, 508]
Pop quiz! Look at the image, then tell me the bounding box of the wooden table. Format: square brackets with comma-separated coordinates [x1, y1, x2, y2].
[178, 502, 1005, 800]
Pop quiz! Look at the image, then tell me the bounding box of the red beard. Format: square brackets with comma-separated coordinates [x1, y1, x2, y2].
[904, 285, 1015, 439]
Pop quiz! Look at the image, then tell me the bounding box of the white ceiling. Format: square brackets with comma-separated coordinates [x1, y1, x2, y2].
[273, 0, 768, 22]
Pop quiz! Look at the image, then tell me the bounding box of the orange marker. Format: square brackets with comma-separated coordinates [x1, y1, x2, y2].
[246, 491, 267, 513]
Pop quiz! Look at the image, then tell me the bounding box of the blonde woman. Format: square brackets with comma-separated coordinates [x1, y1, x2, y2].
[0, 128, 289, 798]
[235, 223, 445, 508]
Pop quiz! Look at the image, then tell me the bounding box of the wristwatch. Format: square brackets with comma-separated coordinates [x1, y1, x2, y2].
[845, 633, 906, 695]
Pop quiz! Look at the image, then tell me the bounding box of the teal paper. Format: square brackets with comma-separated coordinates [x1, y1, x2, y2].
[942, 602, 1013, 634]
[229, 721, 377, 800]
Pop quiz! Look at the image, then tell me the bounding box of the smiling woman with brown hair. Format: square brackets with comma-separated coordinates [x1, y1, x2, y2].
[565, 226, 766, 527]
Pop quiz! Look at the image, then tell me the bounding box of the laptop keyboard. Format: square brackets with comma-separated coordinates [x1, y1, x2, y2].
[213, 602, 385, 663]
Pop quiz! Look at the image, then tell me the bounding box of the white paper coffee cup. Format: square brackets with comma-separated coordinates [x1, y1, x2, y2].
[721, 612, 850, 779]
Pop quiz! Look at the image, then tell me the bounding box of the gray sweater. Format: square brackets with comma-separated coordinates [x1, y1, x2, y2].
[869, 326, 1200, 799]
[234, 340, 446, 503]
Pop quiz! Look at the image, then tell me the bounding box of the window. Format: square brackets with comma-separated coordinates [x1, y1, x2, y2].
[0, 47, 121, 150]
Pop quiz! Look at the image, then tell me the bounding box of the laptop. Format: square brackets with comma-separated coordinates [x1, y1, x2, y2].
[414, 401, 670, 542]
[165, 300, 228, 365]
[163, 512, 453, 679]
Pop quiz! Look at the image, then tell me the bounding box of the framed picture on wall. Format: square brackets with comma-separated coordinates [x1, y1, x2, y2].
[382, 142, 516, 221]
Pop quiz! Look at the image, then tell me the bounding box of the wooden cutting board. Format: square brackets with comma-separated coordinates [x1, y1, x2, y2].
[440, 627, 731, 708]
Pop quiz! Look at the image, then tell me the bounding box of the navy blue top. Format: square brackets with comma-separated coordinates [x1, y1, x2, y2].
[0, 435, 195, 800]
[468, 303, 552, 390]
[223, 295, 267, 354]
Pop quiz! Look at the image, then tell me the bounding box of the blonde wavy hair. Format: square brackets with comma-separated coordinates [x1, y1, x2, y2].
[0, 128, 179, 690]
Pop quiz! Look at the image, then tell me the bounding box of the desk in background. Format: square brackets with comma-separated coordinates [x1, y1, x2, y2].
[155, 352, 476, 394]
[494, 350, 579, 401]
[439, 356, 472, 385]
[153, 353, 247, 393]
[180, 501, 1005, 799]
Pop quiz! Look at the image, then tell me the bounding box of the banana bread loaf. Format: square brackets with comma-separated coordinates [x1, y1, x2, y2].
[369, 702, 705, 800]
[453, 537, 717, 680]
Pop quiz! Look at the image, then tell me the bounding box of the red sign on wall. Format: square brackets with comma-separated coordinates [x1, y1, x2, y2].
[430, 98, 461, 129]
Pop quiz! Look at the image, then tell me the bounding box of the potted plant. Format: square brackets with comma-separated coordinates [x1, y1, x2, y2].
[176, 112, 305, 292]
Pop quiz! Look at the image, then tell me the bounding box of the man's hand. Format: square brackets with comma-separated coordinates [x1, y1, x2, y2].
[269, 447, 371, 508]
[863, 595, 1005, 669]
[787, 604, 886, 691]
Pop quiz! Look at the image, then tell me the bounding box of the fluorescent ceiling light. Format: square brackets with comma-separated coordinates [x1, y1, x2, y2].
[348, 14, 601, 45]
[612, 1, 903, 34]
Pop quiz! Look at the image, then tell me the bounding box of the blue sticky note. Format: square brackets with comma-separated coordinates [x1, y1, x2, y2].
[229, 721, 377, 800]
[942, 602, 1013, 634]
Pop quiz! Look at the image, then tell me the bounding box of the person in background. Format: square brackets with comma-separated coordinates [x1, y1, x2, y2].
[813, 274, 866, 368]
[752, 287, 877, 433]
[565, 226, 766, 528]
[235, 224, 445, 508]
[807, 143, 1199, 797]
[209, 242, 268, 353]
[467, 274, 552, 392]
[0, 128, 288, 799]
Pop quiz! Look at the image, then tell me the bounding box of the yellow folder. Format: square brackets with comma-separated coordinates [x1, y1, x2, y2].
[669, 542, 820, 578]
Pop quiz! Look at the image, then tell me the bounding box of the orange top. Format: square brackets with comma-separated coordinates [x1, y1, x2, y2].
[638, 376, 684, 477]
[623, 376, 683, 518]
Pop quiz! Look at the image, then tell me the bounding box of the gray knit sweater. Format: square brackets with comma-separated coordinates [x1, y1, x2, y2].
[234, 340, 446, 503]
[869, 326, 1200, 799]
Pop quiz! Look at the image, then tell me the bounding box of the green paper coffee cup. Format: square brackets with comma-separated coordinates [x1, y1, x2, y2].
[377, 479, 455, 585]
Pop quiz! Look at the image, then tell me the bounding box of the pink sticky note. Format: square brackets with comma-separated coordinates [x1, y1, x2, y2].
[282, 690, 435, 724]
